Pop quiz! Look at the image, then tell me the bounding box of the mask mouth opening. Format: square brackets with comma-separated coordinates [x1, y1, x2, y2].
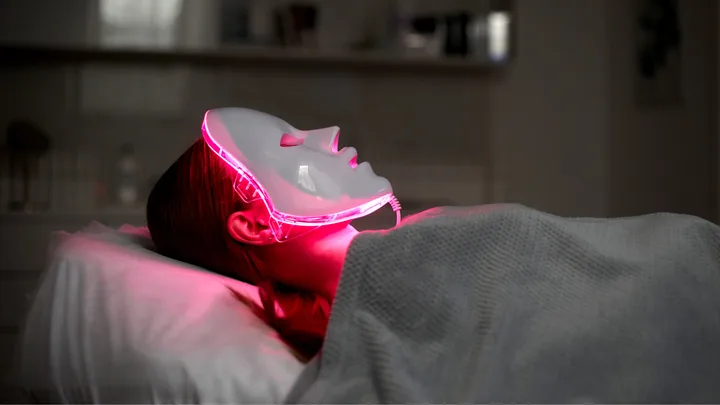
[201, 112, 402, 243]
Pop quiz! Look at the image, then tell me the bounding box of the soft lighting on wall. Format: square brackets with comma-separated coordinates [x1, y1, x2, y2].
[488, 11, 510, 62]
[99, 0, 184, 47]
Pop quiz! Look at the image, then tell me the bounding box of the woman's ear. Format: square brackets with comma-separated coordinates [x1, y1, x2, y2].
[227, 210, 275, 246]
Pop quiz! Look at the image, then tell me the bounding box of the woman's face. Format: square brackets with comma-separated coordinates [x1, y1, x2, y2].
[210, 107, 391, 296]
[204, 108, 393, 221]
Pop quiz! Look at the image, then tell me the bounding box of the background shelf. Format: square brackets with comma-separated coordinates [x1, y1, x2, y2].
[0, 44, 504, 76]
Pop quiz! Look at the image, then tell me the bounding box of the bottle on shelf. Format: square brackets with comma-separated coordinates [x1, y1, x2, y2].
[115, 143, 141, 210]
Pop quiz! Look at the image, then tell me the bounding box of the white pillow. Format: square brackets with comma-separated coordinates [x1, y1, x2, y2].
[16, 223, 305, 404]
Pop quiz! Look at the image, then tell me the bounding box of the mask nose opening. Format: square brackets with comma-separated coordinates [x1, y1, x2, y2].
[330, 130, 340, 152]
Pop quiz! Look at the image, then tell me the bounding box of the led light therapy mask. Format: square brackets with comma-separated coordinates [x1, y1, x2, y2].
[202, 107, 402, 242]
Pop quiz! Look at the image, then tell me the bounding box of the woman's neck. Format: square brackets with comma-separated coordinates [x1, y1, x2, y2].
[257, 224, 358, 300]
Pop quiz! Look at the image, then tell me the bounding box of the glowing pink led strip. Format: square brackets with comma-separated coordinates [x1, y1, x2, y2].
[201, 113, 392, 227]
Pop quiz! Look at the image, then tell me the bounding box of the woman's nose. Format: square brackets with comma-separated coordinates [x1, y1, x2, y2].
[303, 127, 341, 153]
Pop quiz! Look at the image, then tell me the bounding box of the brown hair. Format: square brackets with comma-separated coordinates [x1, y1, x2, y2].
[147, 138, 327, 358]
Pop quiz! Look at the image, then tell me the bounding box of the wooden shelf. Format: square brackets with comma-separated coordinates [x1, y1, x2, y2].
[0, 44, 504, 76]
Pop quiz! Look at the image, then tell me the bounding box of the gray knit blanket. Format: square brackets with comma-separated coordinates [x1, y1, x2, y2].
[285, 204, 720, 403]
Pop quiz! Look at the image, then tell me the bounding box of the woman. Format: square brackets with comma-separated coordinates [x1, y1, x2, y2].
[146, 108, 369, 358]
[149, 109, 720, 403]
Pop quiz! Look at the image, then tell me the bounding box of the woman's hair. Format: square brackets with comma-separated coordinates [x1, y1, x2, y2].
[147, 138, 328, 358]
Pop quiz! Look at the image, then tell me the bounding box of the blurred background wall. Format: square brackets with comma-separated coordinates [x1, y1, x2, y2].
[0, 0, 717, 401]
[1, 0, 715, 219]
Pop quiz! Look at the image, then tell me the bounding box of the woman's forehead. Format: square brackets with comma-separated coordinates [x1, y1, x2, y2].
[213, 108, 298, 145]
[236, 109, 295, 132]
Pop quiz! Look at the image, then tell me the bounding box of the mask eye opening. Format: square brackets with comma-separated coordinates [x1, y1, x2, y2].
[280, 133, 304, 147]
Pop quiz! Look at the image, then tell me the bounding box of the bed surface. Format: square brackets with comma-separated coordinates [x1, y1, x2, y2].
[16, 223, 305, 404]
